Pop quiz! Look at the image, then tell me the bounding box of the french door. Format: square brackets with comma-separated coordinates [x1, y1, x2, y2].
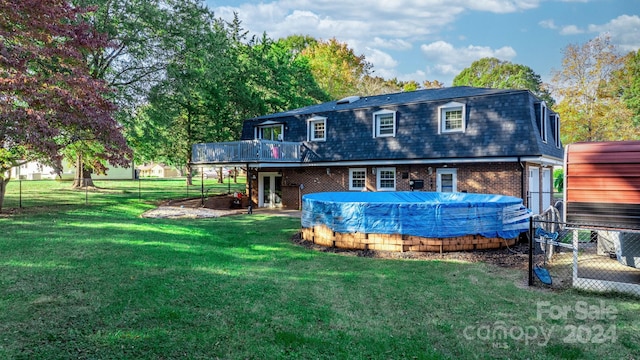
[258, 172, 282, 208]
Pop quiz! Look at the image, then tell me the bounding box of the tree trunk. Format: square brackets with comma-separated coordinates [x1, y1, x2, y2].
[71, 154, 95, 188]
[0, 176, 9, 213]
[185, 165, 193, 186]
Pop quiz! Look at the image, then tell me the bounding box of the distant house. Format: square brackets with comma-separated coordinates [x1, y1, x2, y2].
[11, 160, 135, 180]
[137, 163, 180, 178]
[10, 161, 55, 180]
[192, 86, 564, 212]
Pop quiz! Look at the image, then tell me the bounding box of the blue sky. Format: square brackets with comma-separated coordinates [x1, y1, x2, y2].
[204, 0, 639, 87]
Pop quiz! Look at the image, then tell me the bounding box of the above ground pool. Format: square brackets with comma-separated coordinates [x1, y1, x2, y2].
[301, 192, 530, 252]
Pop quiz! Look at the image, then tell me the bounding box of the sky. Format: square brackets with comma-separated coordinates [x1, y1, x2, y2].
[204, 0, 640, 87]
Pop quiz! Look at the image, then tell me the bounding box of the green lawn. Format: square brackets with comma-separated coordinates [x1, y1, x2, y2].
[0, 180, 638, 359]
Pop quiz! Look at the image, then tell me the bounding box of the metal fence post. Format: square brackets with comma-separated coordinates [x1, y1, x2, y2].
[528, 218, 533, 286]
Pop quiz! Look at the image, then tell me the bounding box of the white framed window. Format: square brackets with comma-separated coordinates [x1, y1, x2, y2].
[349, 168, 367, 191]
[439, 102, 466, 133]
[307, 116, 327, 141]
[373, 110, 396, 138]
[437, 168, 457, 192]
[538, 102, 548, 143]
[551, 113, 560, 148]
[376, 167, 396, 191]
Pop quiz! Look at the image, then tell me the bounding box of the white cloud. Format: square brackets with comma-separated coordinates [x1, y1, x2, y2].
[462, 0, 540, 13]
[559, 25, 584, 35]
[538, 19, 557, 29]
[588, 14, 640, 52]
[539, 15, 640, 52]
[371, 37, 413, 51]
[419, 41, 517, 84]
[365, 48, 399, 70]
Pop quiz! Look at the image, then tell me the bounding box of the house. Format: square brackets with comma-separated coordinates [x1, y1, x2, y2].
[137, 163, 180, 178]
[10, 161, 55, 180]
[192, 86, 564, 212]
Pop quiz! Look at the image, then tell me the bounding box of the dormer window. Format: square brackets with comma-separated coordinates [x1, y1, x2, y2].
[439, 102, 466, 133]
[255, 121, 284, 141]
[307, 116, 327, 141]
[373, 109, 396, 138]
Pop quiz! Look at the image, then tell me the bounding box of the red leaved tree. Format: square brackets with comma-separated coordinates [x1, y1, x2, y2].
[0, 0, 131, 211]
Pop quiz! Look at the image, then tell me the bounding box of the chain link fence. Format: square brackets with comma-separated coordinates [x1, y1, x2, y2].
[530, 206, 640, 296]
[2, 177, 246, 211]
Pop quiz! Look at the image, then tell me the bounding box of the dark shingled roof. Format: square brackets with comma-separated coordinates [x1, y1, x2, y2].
[253, 86, 524, 120]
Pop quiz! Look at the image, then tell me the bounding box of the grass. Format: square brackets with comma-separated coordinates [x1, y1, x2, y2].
[0, 180, 639, 359]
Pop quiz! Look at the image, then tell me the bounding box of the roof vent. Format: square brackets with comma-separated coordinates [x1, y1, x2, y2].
[336, 95, 360, 105]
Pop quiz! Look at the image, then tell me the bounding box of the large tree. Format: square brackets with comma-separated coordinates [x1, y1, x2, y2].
[250, 36, 330, 114]
[140, 2, 231, 185]
[453, 57, 554, 105]
[0, 0, 130, 210]
[134, 19, 331, 185]
[301, 38, 372, 100]
[552, 36, 638, 143]
[66, 0, 176, 187]
[279, 35, 436, 97]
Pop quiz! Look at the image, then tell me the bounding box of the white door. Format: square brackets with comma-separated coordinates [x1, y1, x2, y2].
[542, 168, 552, 211]
[258, 172, 282, 208]
[529, 167, 540, 214]
[436, 169, 457, 192]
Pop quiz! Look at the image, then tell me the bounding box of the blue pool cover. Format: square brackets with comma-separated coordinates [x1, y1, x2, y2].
[301, 192, 531, 239]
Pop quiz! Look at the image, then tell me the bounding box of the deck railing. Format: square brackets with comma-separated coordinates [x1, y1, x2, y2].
[191, 140, 302, 164]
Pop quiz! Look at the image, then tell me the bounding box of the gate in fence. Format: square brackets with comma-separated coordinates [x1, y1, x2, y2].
[530, 205, 640, 296]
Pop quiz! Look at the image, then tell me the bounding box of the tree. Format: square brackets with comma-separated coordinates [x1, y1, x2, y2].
[141, 2, 232, 185]
[301, 38, 372, 99]
[402, 80, 420, 92]
[356, 76, 403, 96]
[617, 50, 640, 126]
[67, 0, 176, 187]
[0, 0, 130, 211]
[422, 79, 445, 89]
[280, 35, 419, 97]
[249, 36, 330, 114]
[278, 34, 318, 57]
[453, 57, 554, 106]
[552, 36, 638, 143]
[134, 19, 332, 185]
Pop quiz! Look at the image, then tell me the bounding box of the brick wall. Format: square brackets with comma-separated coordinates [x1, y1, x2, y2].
[457, 162, 522, 197]
[275, 162, 528, 208]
